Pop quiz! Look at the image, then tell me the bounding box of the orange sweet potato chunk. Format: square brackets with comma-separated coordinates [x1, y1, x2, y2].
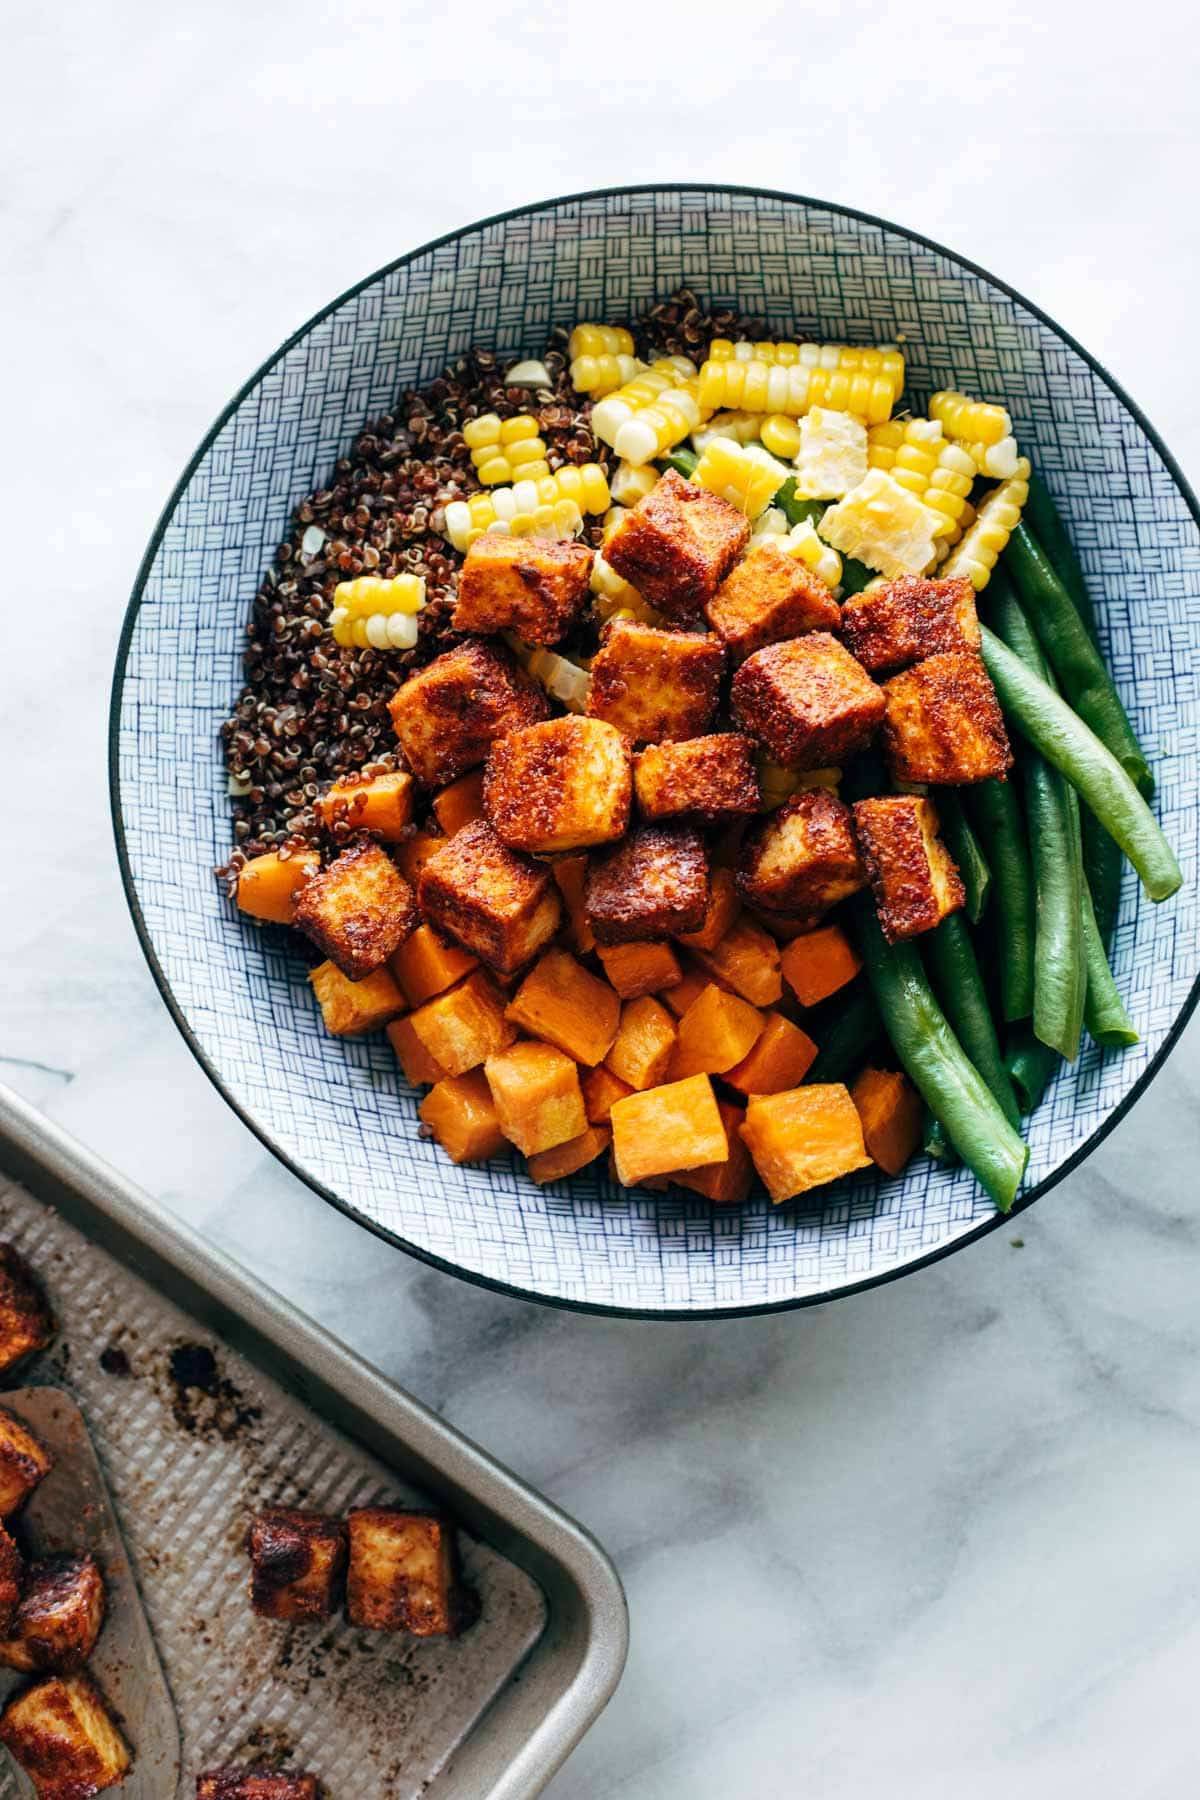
[781, 924, 863, 1008]
[315, 771, 415, 842]
[610, 1074, 728, 1187]
[552, 854, 596, 954]
[505, 949, 620, 1066]
[740, 1084, 872, 1203]
[390, 924, 478, 1007]
[484, 1040, 587, 1155]
[596, 941, 682, 1001]
[527, 1124, 612, 1185]
[582, 1065, 635, 1125]
[237, 849, 320, 924]
[690, 917, 783, 1006]
[419, 1070, 506, 1164]
[409, 972, 516, 1076]
[671, 1099, 753, 1204]
[396, 830, 448, 886]
[674, 867, 741, 953]
[433, 769, 487, 838]
[851, 1067, 923, 1176]
[660, 964, 715, 1018]
[387, 1016, 448, 1086]
[670, 985, 764, 1079]
[309, 961, 405, 1036]
[723, 1011, 817, 1095]
[605, 997, 678, 1091]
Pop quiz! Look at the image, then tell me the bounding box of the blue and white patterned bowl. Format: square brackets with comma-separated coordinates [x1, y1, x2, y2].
[111, 186, 1200, 1316]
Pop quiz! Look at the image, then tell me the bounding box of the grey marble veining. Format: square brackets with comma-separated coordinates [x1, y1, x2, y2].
[5, 2, 1200, 1792]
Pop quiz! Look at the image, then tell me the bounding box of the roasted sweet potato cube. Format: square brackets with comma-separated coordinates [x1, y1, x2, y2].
[346, 1508, 476, 1636]
[314, 770, 415, 842]
[723, 1012, 818, 1095]
[670, 985, 764, 1079]
[852, 796, 965, 941]
[595, 940, 682, 1000]
[432, 769, 486, 838]
[293, 842, 417, 979]
[660, 964, 713, 1017]
[247, 1509, 346, 1625]
[408, 971, 516, 1076]
[484, 1040, 586, 1154]
[839, 573, 980, 674]
[732, 633, 886, 770]
[0, 1529, 20, 1636]
[309, 961, 405, 1036]
[485, 717, 632, 853]
[419, 1070, 507, 1164]
[551, 853, 596, 954]
[396, 828, 447, 886]
[633, 734, 760, 825]
[706, 540, 840, 662]
[671, 1099, 754, 1204]
[0, 1554, 105, 1674]
[0, 1247, 53, 1375]
[505, 949, 620, 1066]
[527, 1124, 611, 1185]
[851, 1067, 923, 1176]
[236, 849, 321, 925]
[386, 1015, 448, 1087]
[610, 1073, 728, 1187]
[780, 923, 863, 1008]
[197, 1774, 319, 1800]
[585, 620, 725, 745]
[0, 1674, 132, 1796]
[605, 997, 678, 1091]
[674, 865, 741, 953]
[585, 825, 708, 945]
[389, 924, 477, 1007]
[881, 651, 1011, 784]
[582, 1065, 635, 1125]
[738, 789, 867, 922]
[453, 533, 593, 644]
[389, 638, 549, 785]
[0, 1409, 51, 1517]
[418, 819, 561, 975]
[602, 467, 750, 623]
[689, 916, 783, 1007]
[741, 1085, 873, 1203]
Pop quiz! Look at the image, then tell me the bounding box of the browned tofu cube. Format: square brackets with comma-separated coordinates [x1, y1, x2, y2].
[881, 651, 1012, 784]
[732, 633, 886, 770]
[585, 825, 708, 945]
[346, 1508, 476, 1637]
[586, 620, 724, 744]
[603, 468, 750, 623]
[293, 842, 417, 980]
[388, 638, 550, 785]
[247, 1508, 347, 1625]
[633, 733, 760, 824]
[197, 1774, 319, 1800]
[0, 1674, 132, 1797]
[0, 1554, 105, 1673]
[839, 574, 980, 673]
[484, 717, 631, 852]
[852, 796, 965, 940]
[706, 540, 840, 662]
[0, 1246, 53, 1375]
[0, 1527, 22, 1636]
[0, 1407, 51, 1517]
[453, 534, 593, 645]
[738, 789, 867, 921]
[418, 820, 560, 975]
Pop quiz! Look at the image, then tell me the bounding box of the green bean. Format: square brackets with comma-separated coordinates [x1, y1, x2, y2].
[1083, 815, 1124, 951]
[805, 982, 882, 1083]
[924, 913, 1022, 1128]
[773, 479, 825, 530]
[658, 446, 698, 479]
[1024, 470, 1096, 636]
[839, 557, 876, 595]
[1004, 1025, 1061, 1115]
[969, 776, 1035, 1021]
[1081, 881, 1138, 1049]
[935, 790, 991, 924]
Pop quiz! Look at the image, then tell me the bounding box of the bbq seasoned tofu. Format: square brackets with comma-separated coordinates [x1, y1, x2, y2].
[732, 634, 886, 770]
[0, 1554, 105, 1673]
[881, 651, 1011, 784]
[0, 1245, 53, 1375]
[197, 1774, 319, 1800]
[738, 789, 867, 921]
[484, 717, 632, 853]
[0, 1407, 51, 1517]
[839, 573, 980, 674]
[602, 467, 751, 623]
[706, 540, 840, 663]
[0, 1674, 132, 1797]
[388, 638, 550, 785]
[0, 1528, 21, 1636]
[453, 534, 593, 644]
[418, 820, 561, 975]
[248, 1508, 347, 1625]
[852, 796, 965, 940]
[346, 1508, 476, 1637]
[633, 734, 760, 824]
[586, 619, 725, 744]
[293, 842, 417, 980]
[585, 825, 709, 944]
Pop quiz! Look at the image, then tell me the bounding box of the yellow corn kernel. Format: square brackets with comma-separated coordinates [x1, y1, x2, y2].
[777, 519, 843, 589]
[930, 389, 1012, 448]
[760, 413, 802, 459]
[958, 435, 1022, 479]
[590, 361, 702, 464]
[925, 499, 977, 571]
[698, 352, 902, 425]
[505, 635, 592, 713]
[569, 324, 635, 360]
[442, 465, 609, 552]
[328, 573, 426, 649]
[794, 408, 869, 499]
[708, 339, 904, 384]
[569, 325, 641, 396]
[817, 469, 941, 579]
[941, 461, 1031, 590]
[609, 461, 659, 506]
[869, 419, 976, 537]
[464, 413, 550, 485]
[692, 438, 789, 519]
[692, 410, 764, 450]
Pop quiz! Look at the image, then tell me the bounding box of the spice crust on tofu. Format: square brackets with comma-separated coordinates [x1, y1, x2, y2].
[852, 795, 966, 940]
[197, 1773, 320, 1799]
[839, 573, 980, 673]
[388, 638, 550, 786]
[0, 1245, 53, 1376]
[585, 825, 709, 944]
[732, 633, 886, 770]
[346, 1507, 478, 1637]
[738, 788, 867, 921]
[706, 540, 840, 663]
[0, 1553, 105, 1673]
[293, 841, 417, 980]
[484, 716, 632, 853]
[453, 534, 593, 645]
[418, 819, 560, 974]
[603, 467, 750, 623]
[586, 619, 725, 745]
[881, 651, 1011, 785]
[0, 1406, 52, 1518]
[248, 1508, 347, 1625]
[0, 1672, 132, 1796]
[633, 734, 760, 824]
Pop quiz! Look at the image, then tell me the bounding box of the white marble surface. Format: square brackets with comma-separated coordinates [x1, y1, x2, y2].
[5, 3, 1200, 1793]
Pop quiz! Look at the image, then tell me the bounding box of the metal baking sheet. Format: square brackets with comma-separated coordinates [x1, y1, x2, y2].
[0, 1084, 627, 1798]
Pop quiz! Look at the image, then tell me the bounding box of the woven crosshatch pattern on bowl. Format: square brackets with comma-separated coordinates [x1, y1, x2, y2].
[115, 188, 1200, 1314]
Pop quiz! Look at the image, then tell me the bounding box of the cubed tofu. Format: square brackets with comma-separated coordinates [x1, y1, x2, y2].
[0, 1408, 51, 1517]
[881, 651, 1012, 784]
[313, 770, 415, 842]
[585, 826, 709, 945]
[418, 820, 561, 975]
[0, 1246, 53, 1376]
[586, 620, 725, 745]
[0, 1674, 132, 1797]
[852, 796, 965, 940]
[633, 734, 760, 824]
[247, 1509, 346, 1625]
[407, 971, 517, 1076]
[293, 842, 417, 980]
[484, 1040, 587, 1155]
[453, 534, 593, 645]
[732, 633, 886, 770]
[197, 1774, 319, 1800]
[602, 467, 751, 623]
[741, 1085, 873, 1203]
[309, 961, 406, 1036]
[839, 574, 980, 673]
[345, 1508, 476, 1637]
[388, 638, 549, 785]
[738, 789, 867, 921]
[0, 1555, 105, 1673]
[484, 717, 632, 853]
[706, 540, 840, 663]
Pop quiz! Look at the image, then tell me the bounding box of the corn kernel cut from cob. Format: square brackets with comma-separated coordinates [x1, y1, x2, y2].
[697, 350, 902, 426]
[930, 389, 1012, 448]
[817, 469, 941, 579]
[442, 464, 610, 553]
[708, 339, 905, 383]
[591, 361, 702, 466]
[941, 460, 1031, 590]
[692, 438, 790, 519]
[866, 418, 976, 536]
[926, 499, 976, 571]
[760, 413, 802, 459]
[463, 412, 550, 485]
[777, 519, 843, 589]
[504, 633, 591, 713]
[609, 461, 659, 506]
[794, 408, 869, 499]
[328, 572, 426, 649]
[959, 435, 1022, 479]
[692, 410, 764, 451]
[568, 325, 641, 396]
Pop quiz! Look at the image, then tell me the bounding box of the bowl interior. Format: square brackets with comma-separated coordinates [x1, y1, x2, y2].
[113, 187, 1200, 1314]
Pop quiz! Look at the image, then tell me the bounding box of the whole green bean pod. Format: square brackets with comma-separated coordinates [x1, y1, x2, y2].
[658, 446, 699, 479]
[1004, 1025, 1061, 1115]
[924, 913, 1021, 1128]
[935, 790, 991, 924]
[805, 982, 882, 1084]
[1081, 882, 1138, 1049]
[969, 776, 1035, 1021]
[1024, 471, 1097, 635]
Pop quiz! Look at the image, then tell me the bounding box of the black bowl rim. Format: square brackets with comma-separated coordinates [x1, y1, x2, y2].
[109, 181, 1200, 1321]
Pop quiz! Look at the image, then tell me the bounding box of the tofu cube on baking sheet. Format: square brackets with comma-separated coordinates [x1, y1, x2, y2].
[839, 574, 980, 674]
[0, 1553, 105, 1672]
[586, 620, 725, 744]
[293, 842, 417, 980]
[452, 533, 593, 644]
[388, 638, 550, 785]
[248, 1508, 347, 1624]
[0, 1673, 132, 1796]
[705, 541, 840, 663]
[852, 796, 965, 941]
[0, 1244, 53, 1375]
[585, 825, 709, 945]
[881, 651, 1012, 784]
[197, 1774, 319, 1799]
[484, 717, 632, 852]
[633, 734, 760, 824]
[732, 633, 886, 770]
[602, 467, 750, 623]
[418, 819, 561, 974]
[738, 788, 867, 922]
[0, 1527, 20, 1635]
[0, 1405, 51, 1516]
[345, 1507, 477, 1636]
